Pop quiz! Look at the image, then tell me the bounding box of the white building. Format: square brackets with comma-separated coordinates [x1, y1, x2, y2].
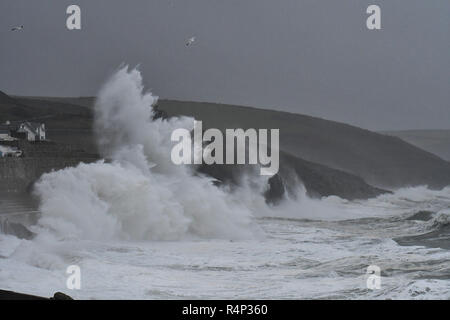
[17, 122, 46, 141]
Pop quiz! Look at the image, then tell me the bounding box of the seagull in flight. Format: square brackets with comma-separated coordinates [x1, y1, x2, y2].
[11, 25, 24, 31]
[185, 36, 196, 47]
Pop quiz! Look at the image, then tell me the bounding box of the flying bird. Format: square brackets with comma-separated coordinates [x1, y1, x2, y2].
[11, 25, 24, 31]
[185, 36, 196, 47]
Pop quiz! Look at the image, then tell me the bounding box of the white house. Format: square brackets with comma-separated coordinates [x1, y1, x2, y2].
[17, 122, 46, 141]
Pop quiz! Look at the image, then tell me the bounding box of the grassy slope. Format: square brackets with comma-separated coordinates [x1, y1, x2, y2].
[3, 92, 450, 193]
[157, 100, 450, 189]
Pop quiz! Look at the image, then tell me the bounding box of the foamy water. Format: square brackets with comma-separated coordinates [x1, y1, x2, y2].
[1, 189, 449, 299]
[0, 67, 449, 299]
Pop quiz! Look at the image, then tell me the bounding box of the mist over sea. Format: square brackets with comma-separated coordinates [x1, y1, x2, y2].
[0, 68, 449, 299]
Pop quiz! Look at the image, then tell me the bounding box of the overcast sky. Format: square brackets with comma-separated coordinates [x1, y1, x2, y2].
[0, 0, 449, 130]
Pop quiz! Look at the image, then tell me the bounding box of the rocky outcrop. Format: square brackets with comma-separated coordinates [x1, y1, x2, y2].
[0, 289, 73, 300]
[279, 151, 388, 200]
[198, 150, 388, 202]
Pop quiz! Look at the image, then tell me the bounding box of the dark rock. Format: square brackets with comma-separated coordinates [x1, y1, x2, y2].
[51, 292, 74, 300]
[151, 104, 168, 120]
[197, 149, 388, 202]
[279, 151, 388, 200]
[0, 289, 74, 300]
[0, 289, 48, 300]
[264, 174, 286, 205]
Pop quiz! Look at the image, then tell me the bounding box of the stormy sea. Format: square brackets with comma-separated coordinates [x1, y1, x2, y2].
[0, 68, 449, 299]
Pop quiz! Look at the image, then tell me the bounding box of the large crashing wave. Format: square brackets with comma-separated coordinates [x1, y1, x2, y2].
[32, 67, 450, 243]
[33, 67, 257, 241]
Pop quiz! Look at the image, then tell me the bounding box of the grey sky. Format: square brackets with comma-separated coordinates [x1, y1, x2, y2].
[0, 0, 449, 130]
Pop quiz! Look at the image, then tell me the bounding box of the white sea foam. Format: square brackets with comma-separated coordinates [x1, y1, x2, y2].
[33, 67, 254, 241]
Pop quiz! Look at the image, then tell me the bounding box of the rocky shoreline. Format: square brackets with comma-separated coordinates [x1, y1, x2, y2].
[0, 289, 73, 300]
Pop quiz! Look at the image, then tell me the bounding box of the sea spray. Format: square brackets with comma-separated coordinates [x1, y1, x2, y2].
[33, 67, 256, 241]
[33, 67, 450, 242]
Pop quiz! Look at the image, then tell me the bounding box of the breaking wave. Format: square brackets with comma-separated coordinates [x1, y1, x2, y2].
[30, 67, 450, 243]
[33, 67, 257, 241]
[425, 210, 450, 231]
[1, 68, 450, 299]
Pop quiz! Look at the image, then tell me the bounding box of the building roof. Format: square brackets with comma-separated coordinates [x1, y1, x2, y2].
[0, 121, 45, 134]
[18, 121, 44, 134]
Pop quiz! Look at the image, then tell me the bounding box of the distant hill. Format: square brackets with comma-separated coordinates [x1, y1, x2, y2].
[157, 100, 450, 189]
[0, 91, 37, 120]
[382, 130, 450, 162]
[2, 92, 450, 192]
[0, 92, 386, 199]
[0, 91, 92, 123]
[14, 96, 96, 109]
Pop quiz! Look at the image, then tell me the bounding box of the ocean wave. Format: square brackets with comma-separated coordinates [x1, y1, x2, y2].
[33, 67, 256, 241]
